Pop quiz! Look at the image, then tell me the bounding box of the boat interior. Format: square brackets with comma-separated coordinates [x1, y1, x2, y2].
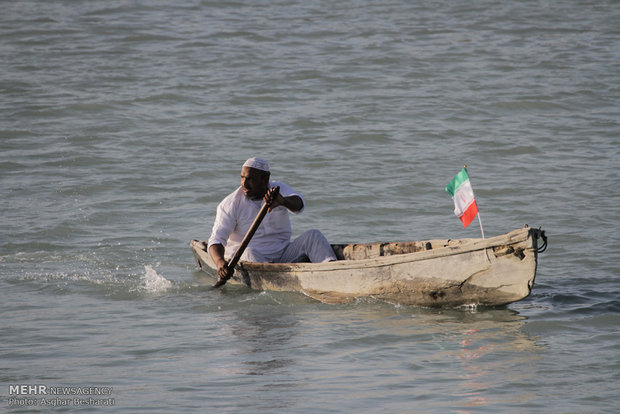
[331, 240, 438, 261]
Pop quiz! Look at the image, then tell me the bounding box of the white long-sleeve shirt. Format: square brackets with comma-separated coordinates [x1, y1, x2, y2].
[207, 181, 304, 261]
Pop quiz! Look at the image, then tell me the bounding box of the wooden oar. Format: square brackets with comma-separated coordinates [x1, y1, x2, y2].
[213, 186, 280, 288]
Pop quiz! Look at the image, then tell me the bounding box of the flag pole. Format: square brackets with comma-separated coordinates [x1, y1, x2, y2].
[464, 165, 485, 239]
[477, 212, 485, 239]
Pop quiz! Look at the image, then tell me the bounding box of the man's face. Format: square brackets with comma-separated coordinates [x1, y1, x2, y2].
[240, 166, 269, 199]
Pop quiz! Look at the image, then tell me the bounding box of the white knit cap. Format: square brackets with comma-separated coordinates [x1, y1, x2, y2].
[242, 157, 270, 172]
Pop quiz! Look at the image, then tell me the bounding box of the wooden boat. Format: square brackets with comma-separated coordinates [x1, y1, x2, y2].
[191, 226, 547, 307]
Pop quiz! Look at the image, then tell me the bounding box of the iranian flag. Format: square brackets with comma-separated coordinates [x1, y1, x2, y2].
[446, 167, 479, 228]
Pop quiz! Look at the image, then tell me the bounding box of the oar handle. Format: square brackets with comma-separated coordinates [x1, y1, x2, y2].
[213, 186, 280, 288]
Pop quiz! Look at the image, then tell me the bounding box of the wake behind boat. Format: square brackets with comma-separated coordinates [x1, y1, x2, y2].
[191, 226, 547, 307]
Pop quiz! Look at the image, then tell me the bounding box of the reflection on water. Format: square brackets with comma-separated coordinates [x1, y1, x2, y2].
[429, 309, 544, 411]
[202, 294, 546, 412]
[232, 304, 300, 376]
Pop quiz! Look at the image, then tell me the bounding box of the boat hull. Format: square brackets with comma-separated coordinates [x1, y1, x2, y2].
[191, 226, 546, 307]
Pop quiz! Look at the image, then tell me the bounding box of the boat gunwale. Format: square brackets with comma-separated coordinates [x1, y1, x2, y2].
[192, 226, 536, 273]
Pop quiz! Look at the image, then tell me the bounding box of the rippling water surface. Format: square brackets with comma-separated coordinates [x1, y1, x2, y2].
[1, 1, 619, 413]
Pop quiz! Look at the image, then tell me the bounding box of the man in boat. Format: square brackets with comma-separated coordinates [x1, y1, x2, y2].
[207, 157, 337, 281]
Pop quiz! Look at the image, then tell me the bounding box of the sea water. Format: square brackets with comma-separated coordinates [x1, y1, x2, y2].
[1, 1, 619, 412]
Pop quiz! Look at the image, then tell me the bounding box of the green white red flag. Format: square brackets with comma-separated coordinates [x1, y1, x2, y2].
[445, 167, 479, 228]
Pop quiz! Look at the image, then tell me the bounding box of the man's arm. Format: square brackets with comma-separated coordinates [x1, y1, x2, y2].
[209, 243, 233, 280]
[265, 187, 303, 212]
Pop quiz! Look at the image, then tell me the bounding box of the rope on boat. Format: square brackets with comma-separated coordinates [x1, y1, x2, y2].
[536, 229, 548, 253]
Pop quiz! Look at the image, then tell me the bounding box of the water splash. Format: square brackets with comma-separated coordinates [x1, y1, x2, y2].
[141, 265, 172, 293]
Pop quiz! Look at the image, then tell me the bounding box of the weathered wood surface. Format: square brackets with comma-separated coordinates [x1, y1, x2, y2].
[191, 226, 546, 307]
